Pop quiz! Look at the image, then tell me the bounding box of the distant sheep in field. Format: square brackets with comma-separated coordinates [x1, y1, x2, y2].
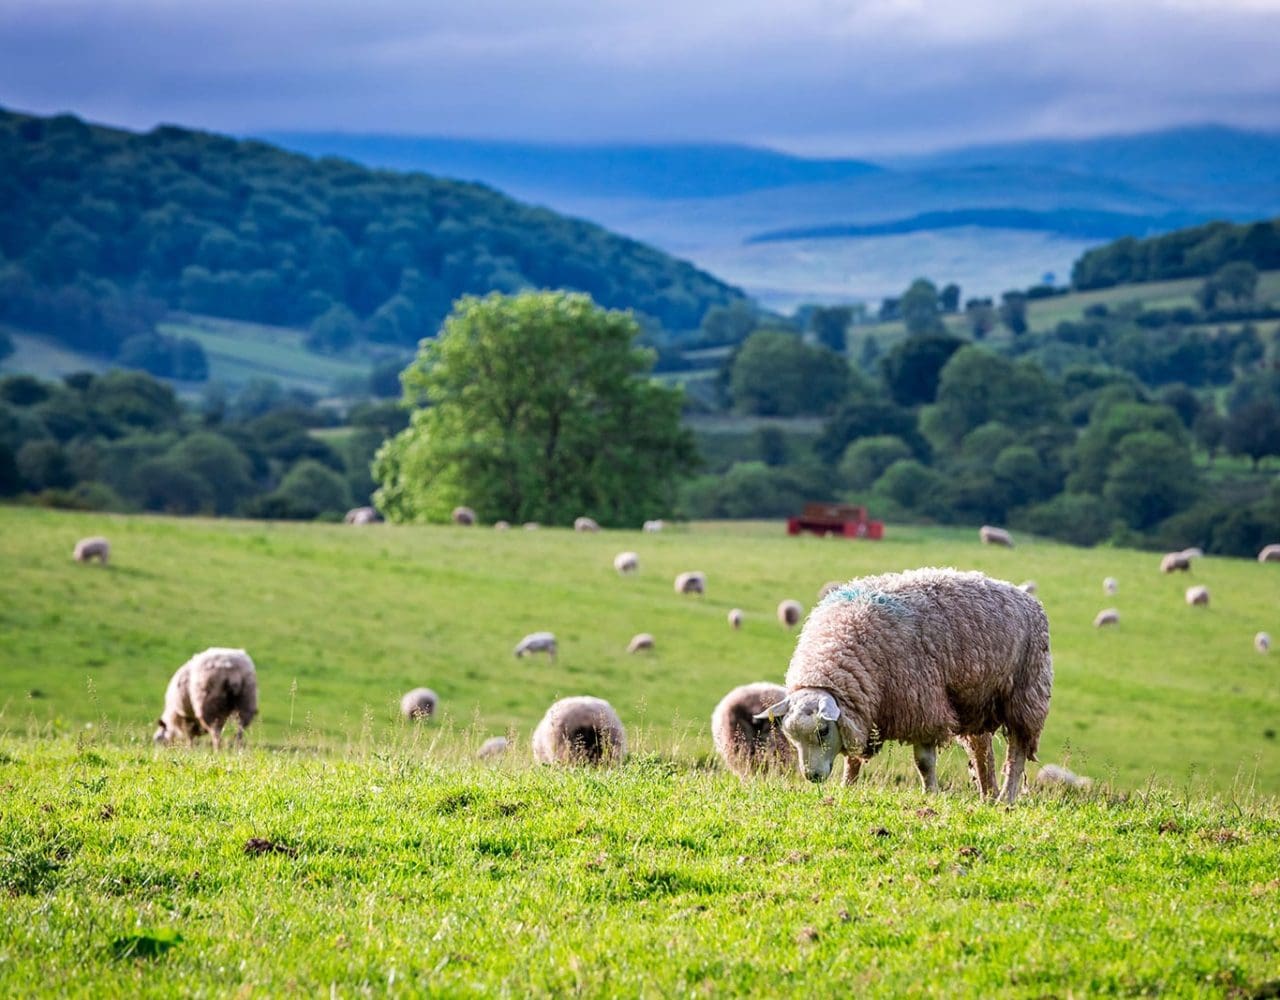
[477, 736, 510, 759]
[532, 696, 626, 766]
[711, 682, 797, 777]
[1093, 608, 1120, 628]
[643, 519, 665, 533]
[777, 599, 804, 627]
[1035, 764, 1093, 790]
[757, 568, 1052, 805]
[452, 506, 476, 526]
[1255, 632, 1271, 653]
[979, 525, 1014, 547]
[674, 571, 705, 595]
[574, 516, 600, 533]
[1185, 585, 1210, 607]
[514, 631, 557, 661]
[494, 520, 510, 531]
[818, 581, 841, 601]
[153, 647, 258, 750]
[344, 506, 380, 525]
[1103, 576, 1118, 595]
[400, 687, 438, 720]
[523, 521, 540, 531]
[1161, 551, 1192, 573]
[1258, 544, 1280, 563]
[73, 536, 110, 564]
[627, 633, 655, 653]
[728, 608, 744, 629]
[613, 551, 639, 574]
[1019, 581, 1037, 595]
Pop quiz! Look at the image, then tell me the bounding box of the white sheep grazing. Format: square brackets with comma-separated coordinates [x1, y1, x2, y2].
[1093, 608, 1120, 628]
[153, 647, 258, 750]
[643, 519, 665, 533]
[73, 536, 110, 564]
[777, 599, 804, 627]
[728, 608, 744, 629]
[1160, 551, 1192, 573]
[494, 520, 511, 531]
[574, 516, 600, 532]
[979, 524, 1014, 547]
[756, 568, 1052, 805]
[344, 506, 380, 525]
[514, 631, 557, 661]
[711, 682, 797, 777]
[674, 571, 705, 595]
[1035, 764, 1092, 790]
[817, 580, 841, 601]
[532, 696, 626, 766]
[452, 506, 476, 526]
[1185, 585, 1210, 607]
[1255, 631, 1271, 653]
[627, 633, 655, 653]
[1103, 576, 1118, 595]
[1019, 581, 1037, 595]
[613, 551, 639, 574]
[1258, 544, 1280, 563]
[523, 521, 540, 531]
[400, 687, 438, 720]
[477, 736, 510, 759]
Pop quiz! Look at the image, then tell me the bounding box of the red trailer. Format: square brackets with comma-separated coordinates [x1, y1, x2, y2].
[787, 502, 884, 539]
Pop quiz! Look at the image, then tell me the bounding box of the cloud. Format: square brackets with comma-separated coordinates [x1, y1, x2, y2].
[1, 0, 1278, 153]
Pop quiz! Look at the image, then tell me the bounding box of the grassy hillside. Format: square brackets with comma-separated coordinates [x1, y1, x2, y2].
[2, 508, 1278, 793]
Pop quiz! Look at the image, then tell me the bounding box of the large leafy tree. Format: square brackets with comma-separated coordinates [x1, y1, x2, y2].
[373, 291, 696, 526]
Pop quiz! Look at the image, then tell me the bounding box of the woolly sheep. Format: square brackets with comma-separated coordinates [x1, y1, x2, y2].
[613, 551, 639, 574]
[711, 682, 797, 777]
[452, 506, 476, 526]
[627, 633, 655, 653]
[574, 516, 600, 532]
[1093, 608, 1120, 627]
[1035, 763, 1092, 790]
[728, 608, 744, 629]
[523, 521, 540, 531]
[643, 519, 665, 533]
[1160, 551, 1191, 573]
[494, 520, 511, 531]
[1019, 581, 1037, 595]
[1255, 631, 1271, 653]
[153, 647, 258, 750]
[531, 696, 626, 766]
[818, 580, 841, 601]
[514, 631, 557, 661]
[979, 525, 1014, 547]
[1258, 544, 1280, 563]
[344, 506, 380, 525]
[674, 571, 705, 595]
[756, 568, 1052, 805]
[1103, 576, 1118, 595]
[477, 736, 510, 759]
[777, 599, 804, 627]
[73, 536, 110, 564]
[400, 687, 438, 720]
[1185, 585, 1210, 607]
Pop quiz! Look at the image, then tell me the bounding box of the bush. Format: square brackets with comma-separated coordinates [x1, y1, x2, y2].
[1015, 493, 1117, 547]
[838, 436, 912, 490]
[872, 459, 944, 515]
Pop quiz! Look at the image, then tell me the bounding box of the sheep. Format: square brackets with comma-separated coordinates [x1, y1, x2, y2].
[979, 525, 1014, 547]
[514, 631, 558, 661]
[728, 608, 744, 629]
[1160, 551, 1192, 573]
[614, 551, 639, 574]
[674, 571, 705, 595]
[574, 516, 600, 533]
[452, 506, 476, 526]
[344, 506, 380, 525]
[523, 521, 540, 531]
[73, 536, 110, 564]
[1180, 547, 1204, 560]
[532, 696, 625, 766]
[477, 736, 510, 759]
[643, 519, 665, 533]
[1185, 585, 1210, 607]
[400, 687, 438, 720]
[627, 633, 655, 653]
[818, 580, 841, 601]
[1093, 608, 1120, 628]
[777, 599, 804, 628]
[711, 682, 797, 777]
[755, 568, 1052, 805]
[1035, 764, 1092, 790]
[1258, 544, 1280, 563]
[1019, 581, 1037, 595]
[153, 647, 258, 750]
[1103, 576, 1118, 595]
[1255, 631, 1271, 653]
[494, 520, 511, 531]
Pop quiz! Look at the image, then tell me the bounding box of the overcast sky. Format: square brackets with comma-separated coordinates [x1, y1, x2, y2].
[2, 0, 1279, 155]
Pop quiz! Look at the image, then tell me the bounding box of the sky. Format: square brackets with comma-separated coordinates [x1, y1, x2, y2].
[2, 0, 1280, 155]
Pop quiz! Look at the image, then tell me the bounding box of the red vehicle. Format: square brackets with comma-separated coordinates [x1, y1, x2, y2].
[787, 502, 884, 540]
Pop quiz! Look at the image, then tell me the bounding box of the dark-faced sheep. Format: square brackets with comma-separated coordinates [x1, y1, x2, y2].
[400, 687, 438, 720]
[73, 536, 110, 564]
[614, 551, 639, 574]
[777, 599, 804, 627]
[674, 571, 705, 595]
[514, 631, 557, 661]
[532, 696, 626, 766]
[979, 525, 1014, 547]
[1093, 608, 1120, 628]
[1185, 585, 1210, 607]
[452, 506, 476, 526]
[574, 516, 600, 532]
[626, 633, 655, 653]
[728, 608, 744, 629]
[711, 682, 796, 777]
[1161, 551, 1191, 573]
[154, 647, 259, 750]
[344, 506, 380, 525]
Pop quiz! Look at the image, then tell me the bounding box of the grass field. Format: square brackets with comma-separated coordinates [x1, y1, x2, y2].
[3, 507, 1280, 994]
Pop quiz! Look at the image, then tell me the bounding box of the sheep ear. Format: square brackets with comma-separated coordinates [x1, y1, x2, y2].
[753, 697, 791, 723]
[819, 699, 841, 722]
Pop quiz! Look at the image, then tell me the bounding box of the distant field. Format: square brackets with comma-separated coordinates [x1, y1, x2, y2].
[0, 327, 112, 381]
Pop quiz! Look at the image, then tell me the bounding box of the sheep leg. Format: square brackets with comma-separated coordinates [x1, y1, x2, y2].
[842, 755, 862, 786]
[998, 739, 1029, 805]
[913, 744, 939, 793]
[959, 733, 998, 799]
[202, 718, 224, 751]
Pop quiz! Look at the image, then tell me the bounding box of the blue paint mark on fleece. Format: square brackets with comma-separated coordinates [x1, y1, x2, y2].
[820, 586, 907, 612]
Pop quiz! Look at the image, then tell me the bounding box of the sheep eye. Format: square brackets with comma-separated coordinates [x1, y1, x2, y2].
[818, 724, 830, 740]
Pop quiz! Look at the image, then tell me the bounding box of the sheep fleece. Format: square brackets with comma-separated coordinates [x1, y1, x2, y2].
[786, 568, 1052, 754]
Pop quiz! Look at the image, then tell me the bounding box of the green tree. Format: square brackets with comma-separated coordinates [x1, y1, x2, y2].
[900, 279, 945, 336]
[919, 348, 1061, 449]
[1000, 292, 1029, 335]
[166, 433, 255, 514]
[939, 283, 961, 313]
[729, 330, 850, 417]
[374, 291, 696, 525]
[809, 306, 852, 353]
[1102, 431, 1199, 530]
[839, 436, 912, 490]
[1222, 401, 1280, 468]
[273, 459, 353, 516]
[880, 334, 966, 407]
[964, 299, 997, 339]
[873, 459, 944, 514]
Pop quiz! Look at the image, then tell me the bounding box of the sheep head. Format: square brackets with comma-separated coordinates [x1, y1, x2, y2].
[755, 688, 862, 783]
